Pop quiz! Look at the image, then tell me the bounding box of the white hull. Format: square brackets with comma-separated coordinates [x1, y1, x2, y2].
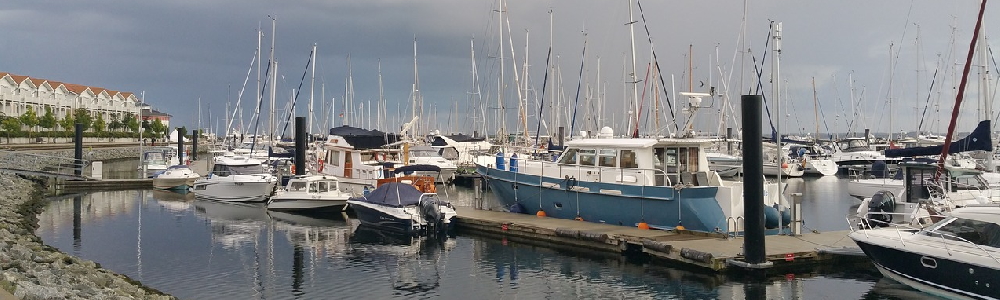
[267, 198, 348, 210]
[762, 163, 804, 177]
[803, 159, 838, 176]
[153, 177, 190, 190]
[848, 179, 903, 199]
[192, 176, 275, 202]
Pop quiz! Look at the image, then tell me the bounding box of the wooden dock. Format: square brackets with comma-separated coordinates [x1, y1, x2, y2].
[59, 159, 211, 193]
[455, 207, 867, 272]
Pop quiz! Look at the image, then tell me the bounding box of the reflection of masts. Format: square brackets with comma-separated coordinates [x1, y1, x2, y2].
[137, 190, 143, 281]
[292, 245, 303, 295]
[72, 195, 82, 254]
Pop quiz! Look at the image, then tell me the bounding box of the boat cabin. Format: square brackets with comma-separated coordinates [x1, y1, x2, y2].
[838, 137, 874, 152]
[209, 157, 266, 177]
[285, 177, 340, 194]
[901, 161, 989, 203]
[321, 135, 384, 180]
[555, 137, 714, 186]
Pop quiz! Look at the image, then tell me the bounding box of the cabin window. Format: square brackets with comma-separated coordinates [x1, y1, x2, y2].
[317, 181, 329, 193]
[329, 151, 340, 167]
[598, 149, 617, 167]
[686, 147, 699, 172]
[211, 164, 230, 177]
[309, 183, 319, 193]
[620, 150, 638, 169]
[578, 149, 596, 166]
[289, 181, 307, 191]
[664, 148, 679, 184]
[558, 148, 578, 165]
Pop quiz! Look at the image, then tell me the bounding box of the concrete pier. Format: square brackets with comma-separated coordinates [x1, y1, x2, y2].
[455, 207, 864, 272]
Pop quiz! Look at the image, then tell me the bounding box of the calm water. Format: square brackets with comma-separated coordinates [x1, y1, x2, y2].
[35, 179, 925, 300]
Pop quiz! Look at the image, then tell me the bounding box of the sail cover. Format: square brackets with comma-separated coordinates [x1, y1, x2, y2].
[353, 182, 423, 207]
[885, 120, 993, 157]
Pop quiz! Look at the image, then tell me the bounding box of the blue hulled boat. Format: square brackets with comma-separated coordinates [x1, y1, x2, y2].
[475, 127, 791, 234]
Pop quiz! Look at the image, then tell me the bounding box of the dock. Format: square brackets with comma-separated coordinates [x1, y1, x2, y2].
[60, 159, 210, 193]
[454, 207, 866, 272]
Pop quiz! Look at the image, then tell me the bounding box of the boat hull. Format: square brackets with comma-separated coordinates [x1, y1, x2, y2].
[803, 159, 838, 176]
[267, 198, 347, 211]
[348, 201, 420, 235]
[192, 178, 275, 202]
[852, 231, 1000, 300]
[153, 177, 190, 191]
[477, 165, 730, 232]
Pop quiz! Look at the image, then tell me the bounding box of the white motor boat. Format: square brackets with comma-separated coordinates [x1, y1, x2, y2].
[139, 147, 179, 178]
[405, 145, 458, 183]
[267, 175, 352, 211]
[849, 206, 1000, 300]
[152, 165, 201, 190]
[192, 156, 276, 202]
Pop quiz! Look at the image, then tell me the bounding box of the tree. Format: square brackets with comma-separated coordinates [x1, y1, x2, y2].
[20, 106, 38, 131]
[108, 113, 122, 132]
[59, 111, 75, 131]
[93, 114, 106, 134]
[39, 106, 57, 131]
[124, 113, 139, 133]
[1, 117, 20, 143]
[73, 108, 92, 131]
[150, 119, 166, 137]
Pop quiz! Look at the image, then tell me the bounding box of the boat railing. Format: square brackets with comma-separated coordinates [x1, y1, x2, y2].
[726, 216, 744, 239]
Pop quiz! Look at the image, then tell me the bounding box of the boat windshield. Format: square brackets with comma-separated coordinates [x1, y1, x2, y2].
[229, 165, 265, 175]
[410, 149, 439, 157]
[288, 181, 307, 191]
[924, 217, 1000, 248]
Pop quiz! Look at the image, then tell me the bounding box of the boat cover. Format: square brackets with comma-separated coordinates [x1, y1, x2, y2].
[393, 164, 441, 174]
[353, 182, 423, 207]
[328, 125, 400, 149]
[884, 120, 993, 157]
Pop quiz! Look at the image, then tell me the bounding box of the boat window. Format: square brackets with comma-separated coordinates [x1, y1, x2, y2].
[665, 148, 679, 184]
[309, 183, 318, 193]
[598, 149, 617, 167]
[620, 150, 638, 168]
[229, 165, 265, 175]
[687, 147, 700, 172]
[558, 148, 578, 165]
[317, 181, 329, 193]
[440, 147, 459, 160]
[679, 148, 689, 174]
[578, 149, 596, 166]
[410, 149, 439, 157]
[211, 164, 230, 177]
[932, 217, 1000, 248]
[329, 151, 340, 167]
[289, 181, 307, 191]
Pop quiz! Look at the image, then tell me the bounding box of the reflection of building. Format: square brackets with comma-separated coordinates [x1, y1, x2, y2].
[0, 72, 140, 125]
[36, 191, 137, 235]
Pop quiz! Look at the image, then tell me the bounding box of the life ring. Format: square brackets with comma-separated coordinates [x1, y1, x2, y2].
[291, 164, 296, 174]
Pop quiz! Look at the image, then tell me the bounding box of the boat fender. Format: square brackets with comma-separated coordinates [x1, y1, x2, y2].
[764, 206, 780, 229]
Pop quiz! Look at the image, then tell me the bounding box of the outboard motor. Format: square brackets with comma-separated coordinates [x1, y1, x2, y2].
[861, 190, 896, 227]
[420, 198, 443, 232]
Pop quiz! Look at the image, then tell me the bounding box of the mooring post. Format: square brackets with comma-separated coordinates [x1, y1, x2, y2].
[177, 128, 185, 165]
[295, 116, 306, 176]
[728, 94, 772, 270]
[558, 126, 565, 149]
[791, 192, 803, 235]
[473, 177, 483, 209]
[192, 130, 199, 161]
[74, 123, 83, 177]
[864, 128, 870, 145]
[726, 127, 733, 154]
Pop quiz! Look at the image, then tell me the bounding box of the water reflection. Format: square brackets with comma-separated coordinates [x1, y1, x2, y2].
[36, 190, 912, 300]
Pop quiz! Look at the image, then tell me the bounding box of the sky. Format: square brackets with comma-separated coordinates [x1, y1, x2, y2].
[1, 1, 997, 138]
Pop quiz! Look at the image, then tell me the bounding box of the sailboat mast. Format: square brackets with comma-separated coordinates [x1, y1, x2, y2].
[309, 43, 316, 135]
[378, 59, 384, 131]
[772, 21, 783, 184]
[627, 0, 640, 137]
[268, 17, 276, 143]
[813, 77, 820, 141]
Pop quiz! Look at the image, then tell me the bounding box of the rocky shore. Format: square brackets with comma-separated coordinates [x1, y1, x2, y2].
[0, 147, 175, 300]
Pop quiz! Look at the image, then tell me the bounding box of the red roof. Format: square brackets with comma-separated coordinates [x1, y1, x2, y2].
[0, 72, 135, 97]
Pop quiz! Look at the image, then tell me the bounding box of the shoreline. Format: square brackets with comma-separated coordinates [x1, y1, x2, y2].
[0, 147, 176, 299]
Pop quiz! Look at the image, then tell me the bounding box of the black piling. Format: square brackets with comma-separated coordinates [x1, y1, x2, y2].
[864, 128, 870, 145]
[192, 130, 199, 161]
[74, 123, 83, 176]
[177, 128, 185, 164]
[740, 95, 766, 265]
[295, 116, 306, 176]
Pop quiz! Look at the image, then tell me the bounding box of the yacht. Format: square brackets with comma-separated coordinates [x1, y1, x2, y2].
[316, 134, 388, 195]
[405, 145, 458, 183]
[152, 165, 201, 191]
[139, 147, 179, 178]
[267, 175, 352, 211]
[849, 206, 1000, 300]
[346, 176, 457, 236]
[191, 156, 276, 202]
[475, 126, 790, 234]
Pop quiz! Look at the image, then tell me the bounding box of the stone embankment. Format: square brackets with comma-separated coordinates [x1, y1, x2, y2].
[0, 147, 175, 299]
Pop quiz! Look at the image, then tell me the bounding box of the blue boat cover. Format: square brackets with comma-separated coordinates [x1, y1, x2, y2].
[353, 182, 423, 207]
[884, 120, 993, 157]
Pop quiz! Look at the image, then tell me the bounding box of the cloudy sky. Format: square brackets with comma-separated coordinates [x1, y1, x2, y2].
[0, 1, 995, 138]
